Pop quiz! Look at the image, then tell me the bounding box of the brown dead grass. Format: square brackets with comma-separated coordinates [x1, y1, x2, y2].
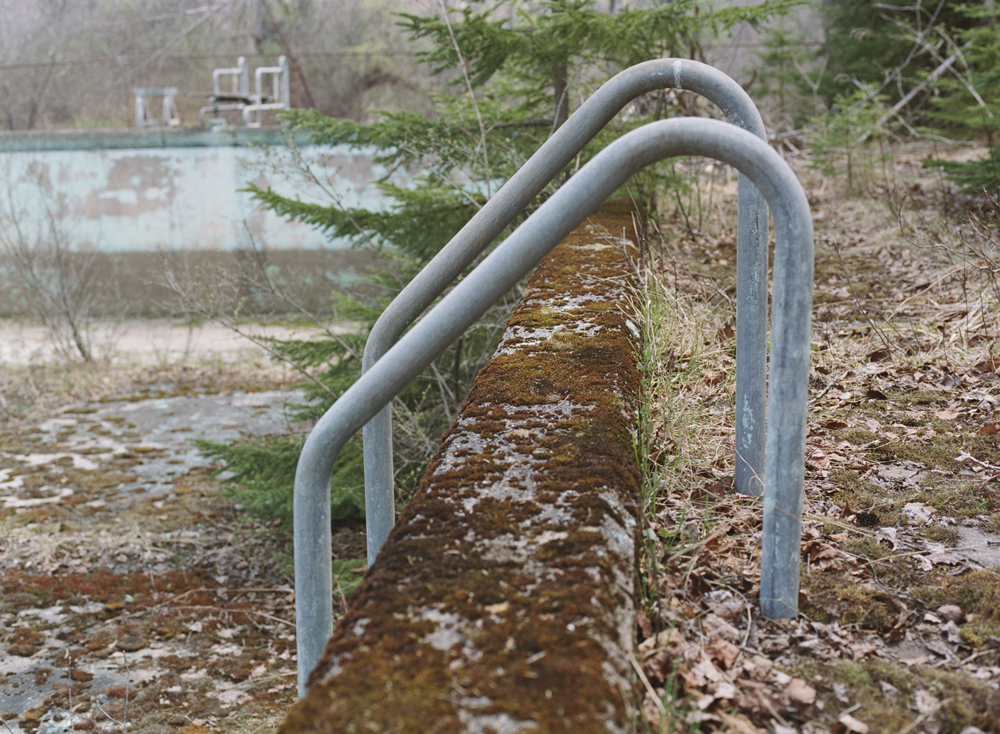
[638, 142, 1000, 733]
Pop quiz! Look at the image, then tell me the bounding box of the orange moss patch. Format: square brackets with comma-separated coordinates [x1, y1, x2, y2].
[0, 568, 277, 633]
[283, 208, 645, 733]
[2, 568, 221, 607]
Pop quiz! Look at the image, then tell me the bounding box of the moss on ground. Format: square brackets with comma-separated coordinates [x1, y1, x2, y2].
[913, 569, 1000, 628]
[800, 659, 1000, 734]
[875, 433, 999, 472]
[800, 572, 906, 631]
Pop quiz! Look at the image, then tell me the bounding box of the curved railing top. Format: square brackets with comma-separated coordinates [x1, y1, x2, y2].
[293, 116, 812, 697]
[353, 58, 771, 581]
[363, 58, 765, 375]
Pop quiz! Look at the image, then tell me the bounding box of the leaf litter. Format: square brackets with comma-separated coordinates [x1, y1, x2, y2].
[640, 144, 1000, 733]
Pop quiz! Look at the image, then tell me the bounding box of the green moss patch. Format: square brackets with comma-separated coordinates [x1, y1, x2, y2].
[874, 433, 1000, 472]
[802, 659, 1000, 734]
[801, 572, 908, 631]
[914, 569, 1000, 629]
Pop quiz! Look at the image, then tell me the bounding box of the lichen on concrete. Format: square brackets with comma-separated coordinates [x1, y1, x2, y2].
[281, 208, 644, 734]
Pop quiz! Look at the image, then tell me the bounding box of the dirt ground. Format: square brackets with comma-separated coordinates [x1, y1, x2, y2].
[3, 140, 1000, 733]
[637, 142, 1000, 733]
[0, 326, 365, 734]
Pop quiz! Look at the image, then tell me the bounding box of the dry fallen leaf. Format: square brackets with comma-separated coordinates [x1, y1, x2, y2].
[720, 713, 759, 734]
[921, 541, 960, 567]
[679, 656, 724, 691]
[933, 408, 961, 420]
[642, 691, 664, 730]
[638, 628, 686, 655]
[833, 682, 849, 704]
[702, 613, 742, 644]
[784, 677, 817, 706]
[704, 369, 727, 385]
[807, 447, 831, 470]
[937, 605, 963, 623]
[901, 502, 935, 524]
[835, 712, 870, 734]
[914, 689, 941, 715]
[875, 526, 899, 549]
[880, 681, 900, 697]
[706, 638, 741, 669]
[850, 642, 879, 660]
[804, 539, 840, 562]
[943, 620, 964, 645]
[708, 597, 747, 623]
[637, 609, 652, 640]
[716, 680, 738, 699]
[960, 389, 997, 405]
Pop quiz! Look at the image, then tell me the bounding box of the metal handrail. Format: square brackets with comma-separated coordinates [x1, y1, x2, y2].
[212, 56, 249, 98]
[293, 117, 813, 696]
[243, 56, 291, 128]
[355, 59, 769, 577]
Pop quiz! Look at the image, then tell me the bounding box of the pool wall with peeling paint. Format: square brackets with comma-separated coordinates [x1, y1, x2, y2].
[0, 128, 409, 253]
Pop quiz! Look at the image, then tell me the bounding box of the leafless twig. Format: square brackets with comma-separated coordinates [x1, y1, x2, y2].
[94, 651, 130, 734]
[437, 0, 491, 197]
[630, 656, 666, 716]
[956, 451, 1000, 472]
[0, 164, 108, 363]
[812, 369, 851, 403]
[832, 243, 899, 353]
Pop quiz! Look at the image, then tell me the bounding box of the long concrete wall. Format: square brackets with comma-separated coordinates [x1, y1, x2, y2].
[283, 206, 644, 733]
[0, 128, 406, 253]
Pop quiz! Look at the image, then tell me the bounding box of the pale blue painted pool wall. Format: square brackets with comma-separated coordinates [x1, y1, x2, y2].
[0, 128, 406, 253]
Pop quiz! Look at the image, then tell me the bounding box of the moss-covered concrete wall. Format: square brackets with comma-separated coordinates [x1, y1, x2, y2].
[282, 206, 644, 733]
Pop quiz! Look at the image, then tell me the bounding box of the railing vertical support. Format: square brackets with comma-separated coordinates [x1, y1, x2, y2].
[735, 174, 769, 496]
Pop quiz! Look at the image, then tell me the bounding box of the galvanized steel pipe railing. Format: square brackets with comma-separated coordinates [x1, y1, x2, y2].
[357, 59, 769, 578]
[293, 117, 813, 696]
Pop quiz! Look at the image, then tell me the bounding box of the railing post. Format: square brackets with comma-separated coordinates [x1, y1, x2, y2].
[293, 117, 812, 696]
[735, 163, 769, 496]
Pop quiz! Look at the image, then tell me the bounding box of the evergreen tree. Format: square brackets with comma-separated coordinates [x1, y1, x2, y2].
[926, 2, 1000, 194]
[206, 0, 794, 528]
[813, 0, 978, 112]
[762, 1, 998, 194]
